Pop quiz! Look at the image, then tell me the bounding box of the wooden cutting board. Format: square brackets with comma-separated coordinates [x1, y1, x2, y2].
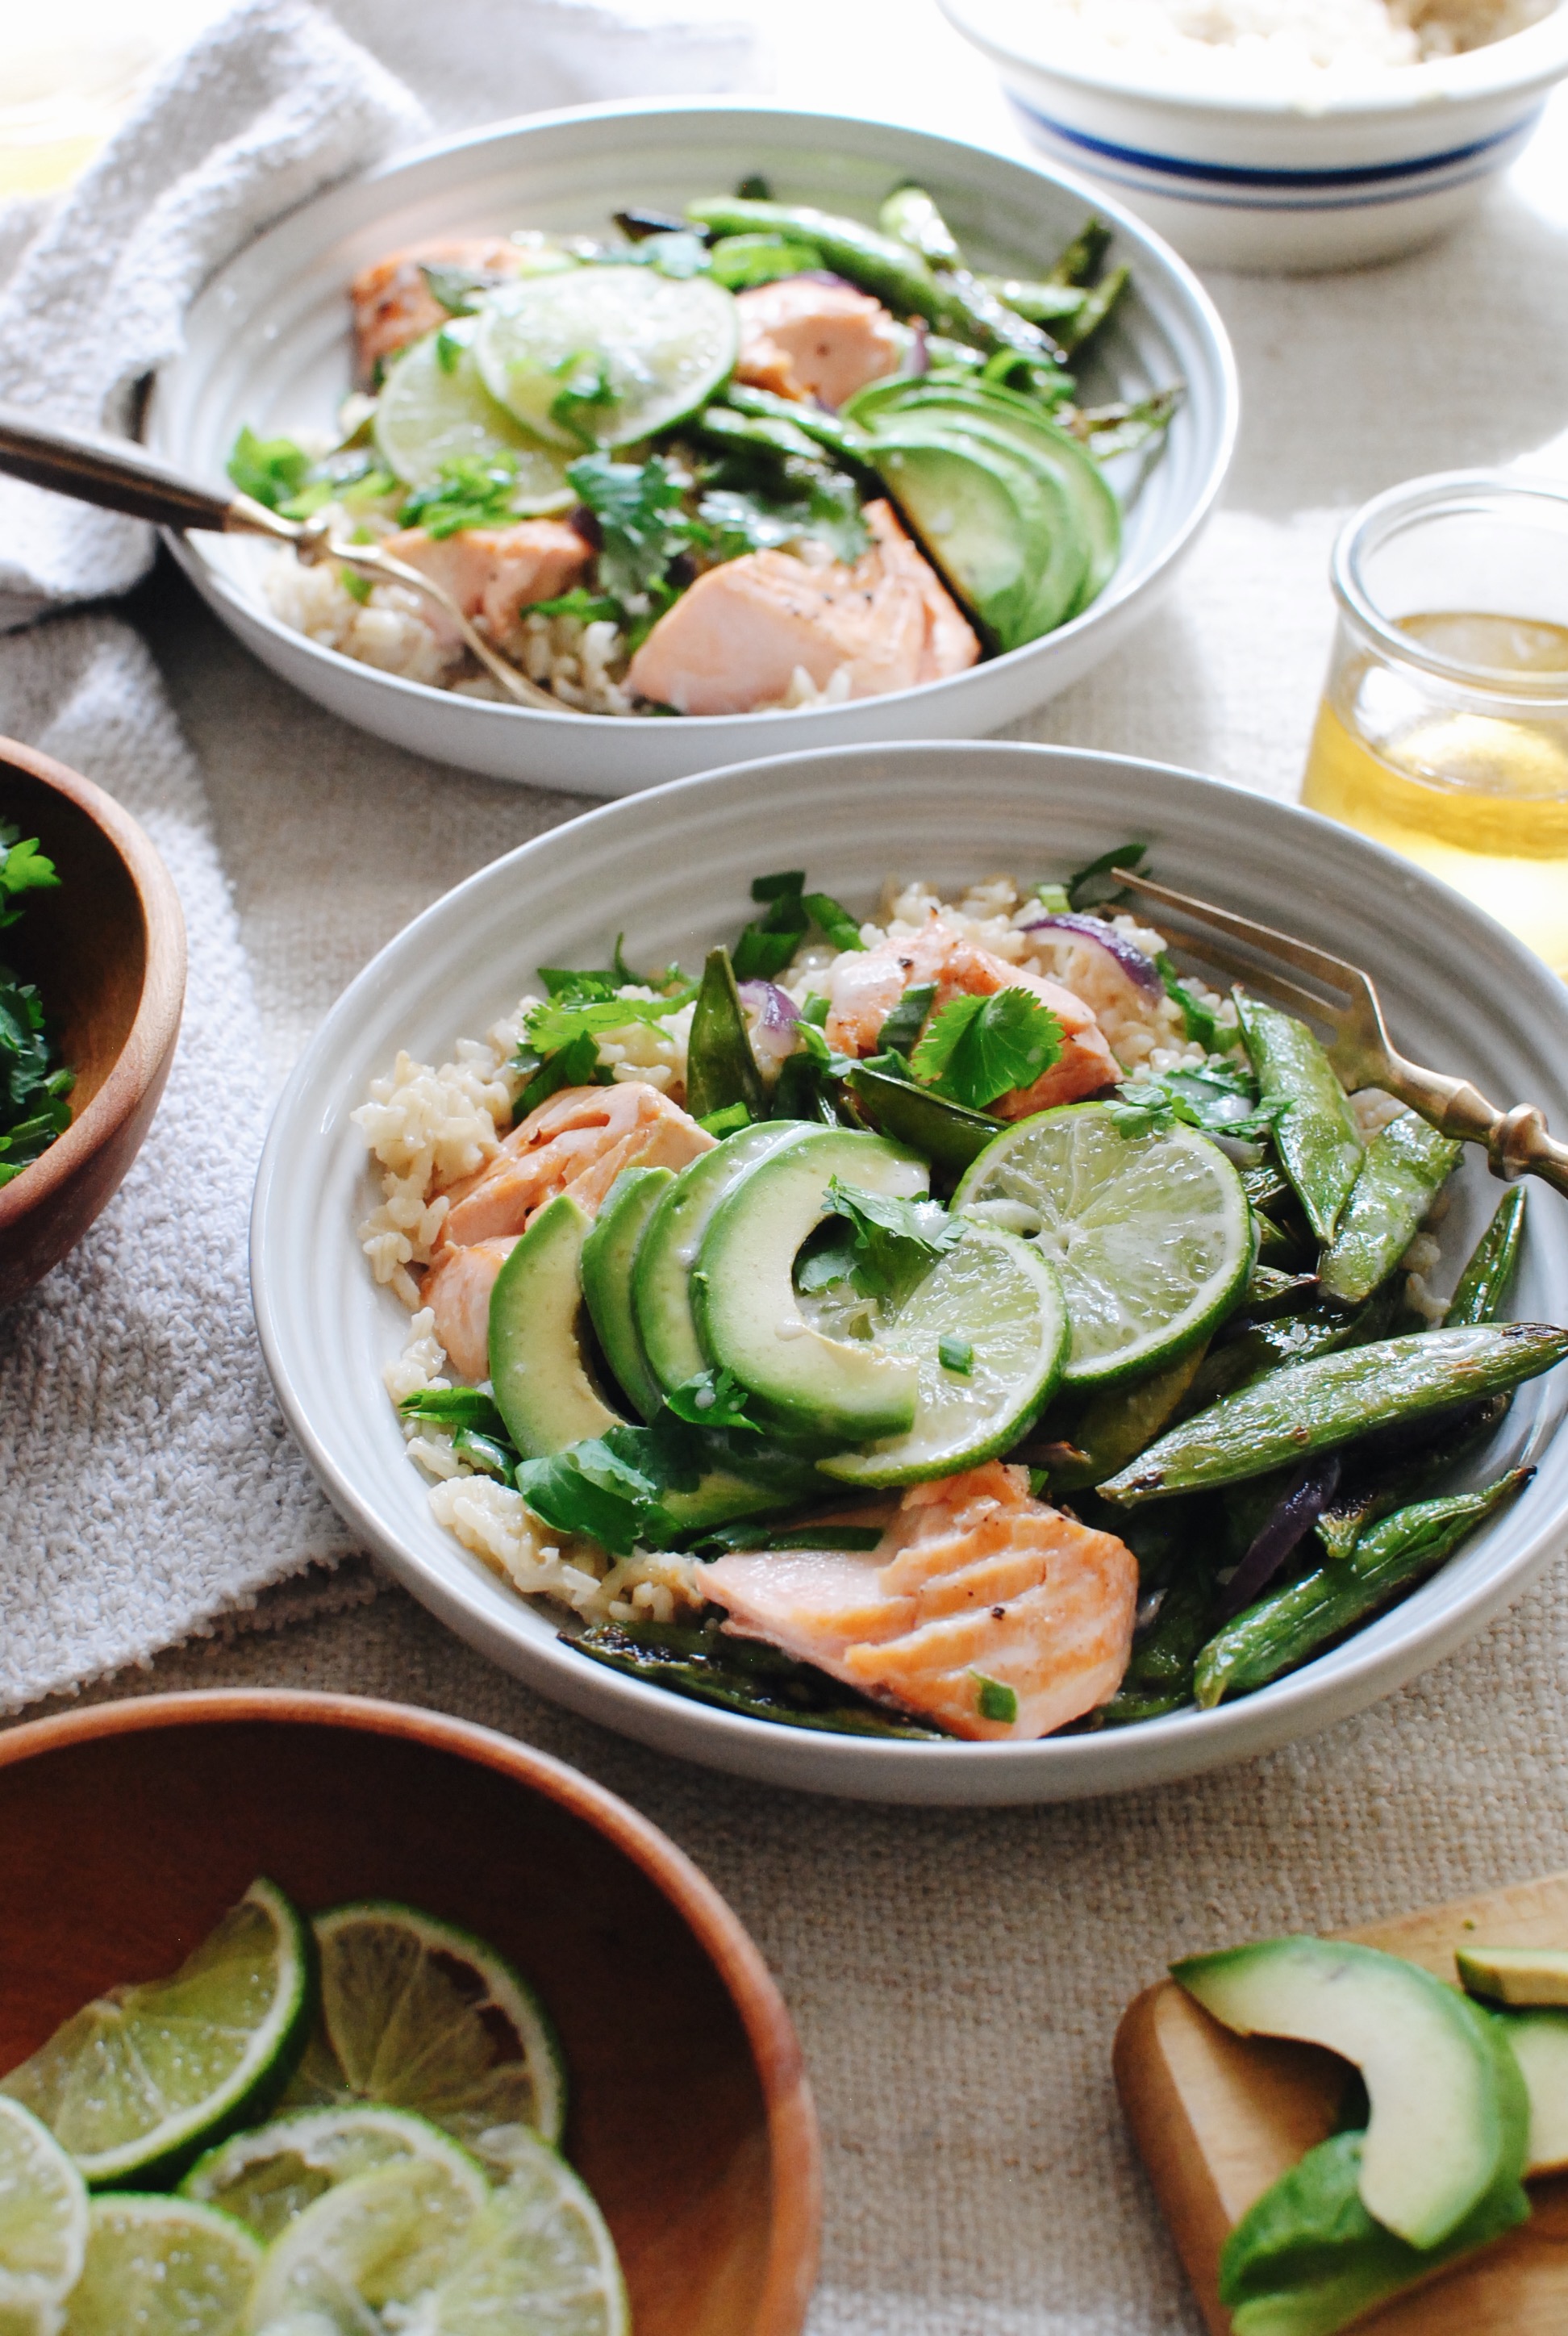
[1114, 1871, 1568, 2334]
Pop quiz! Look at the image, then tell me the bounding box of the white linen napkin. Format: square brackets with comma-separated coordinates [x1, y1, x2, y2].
[0, 0, 757, 1706]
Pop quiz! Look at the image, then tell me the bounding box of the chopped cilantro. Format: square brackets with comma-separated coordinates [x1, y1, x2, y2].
[1111, 1058, 1278, 1142]
[522, 984, 695, 1058]
[339, 565, 373, 605]
[567, 451, 705, 611]
[972, 1672, 1019, 1724]
[226, 427, 312, 511]
[513, 1029, 606, 1116]
[699, 467, 869, 567]
[1157, 955, 1225, 1052]
[909, 990, 1063, 1112]
[664, 1368, 761, 1433]
[821, 1178, 960, 1306]
[938, 1334, 974, 1374]
[0, 828, 59, 930]
[529, 588, 622, 624]
[1066, 840, 1148, 911]
[551, 351, 618, 444]
[399, 454, 520, 538]
[0, 823, 71, 1187]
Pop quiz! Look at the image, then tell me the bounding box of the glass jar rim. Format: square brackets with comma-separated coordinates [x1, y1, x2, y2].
[1331, 469, 1568, 700]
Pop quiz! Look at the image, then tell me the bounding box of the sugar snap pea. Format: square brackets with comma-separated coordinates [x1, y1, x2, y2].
[571, 1617, 941, 1737]
[977, 273, 1090, 329]
[1036, 1345, 1208, 1491]
[1193, 1470, 1532, 1705]
[686, 946, 764, 1124]
[1318, 1109, 1462, 1307]
[845, 1063, 995, 1176]
[1236, 994, 1363, 1244]
[692, 403, 825, 465]
[1054, 263, 1129, 353]
[686, 194, 945, 318]
[1445, 1185, 1528, 1328]
[721, 382, 870, 464]
[1179, 1289, 1393, 1416]
[1047, 218, 1113, 287]
[1242, 1265, 1320, 1319]
[1099, 1324, 1568, 1505]
[878, 184, 964, 267]
[1315, 1395, 1510, 1560]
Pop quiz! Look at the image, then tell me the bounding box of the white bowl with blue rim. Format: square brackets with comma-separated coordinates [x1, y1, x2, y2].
[145, 99, 1234, 798]
[939, 0, 1568, 273]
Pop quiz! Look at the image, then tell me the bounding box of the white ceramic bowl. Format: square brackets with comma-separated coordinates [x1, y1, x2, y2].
[940, 0, 1568, 271]
[252, 740, 1568, 1804]
[146, 101, 1235, 799]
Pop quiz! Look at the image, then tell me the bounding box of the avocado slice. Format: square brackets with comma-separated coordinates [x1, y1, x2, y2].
[871, 428, 1078, 649]
[580, 1166, 672, 1424]
[1495, 2008, 1568, 2174]
[693, 1128, 928, 1441]
[1174, 1934, 1530, 2250]
[1457, 1943, 1568, 2008]
[490, 1192, 628, 1458]
[632, 1121, 811, 1398]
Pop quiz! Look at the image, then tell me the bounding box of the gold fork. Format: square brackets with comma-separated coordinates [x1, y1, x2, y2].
[0, 405, 577, 715]
[1113, 866, 1568, 1200]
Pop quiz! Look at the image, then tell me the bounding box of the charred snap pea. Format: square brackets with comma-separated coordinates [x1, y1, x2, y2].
[1318, 1110, 1462, 1307]
[1445, 1185, 1528, 1328]
[1315, 1394, 1511, 1561]
[1054, 264, 1129, 353]
[1242, 1266, 1321, 1319]
[846, 1063, 996, 1176]
[686, 194, 945, 319]
[1236, 994, 1364, 1244]
[878, 183, 963, 266]
[1193, 1471, 1533, 1706]
[571, 1617, 942, 1738]
[1099, 1324, 1568, 1505]
[1033, 1345, 1209, 1491]
[722, 382, 871, 465]
[1179, 1291, 1394, 1416]
[693, 403, 825, 465]
[978, 273, 1090, 328]
[1047, 217, 1113, 287]
[686, 945, 764, 1124]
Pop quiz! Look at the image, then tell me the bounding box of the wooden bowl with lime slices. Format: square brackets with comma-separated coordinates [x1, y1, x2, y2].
[0, 1689, 819, 2336]
[0, 736, 186, 1312]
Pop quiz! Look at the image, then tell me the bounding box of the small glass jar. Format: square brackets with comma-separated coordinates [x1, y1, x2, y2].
[1300, 472, 1568, 979]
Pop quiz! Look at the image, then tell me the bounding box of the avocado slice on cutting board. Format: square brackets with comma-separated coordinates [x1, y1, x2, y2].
[490, 1191, 629, 1458]
[580, 1165, 672, 1424]
[632, 1120, 813, 1398]
[1457, 1943, 1568, 2008]
[693, 1126, 929, 1442]
[1173, 1933, 1530, 2250]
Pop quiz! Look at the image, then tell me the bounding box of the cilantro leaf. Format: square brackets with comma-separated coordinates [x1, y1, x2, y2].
[664, 1369, 762, 1433]
[820, 1178, 960, 1306]
[226, 427, 312, 511]
[398, 1387, 512, 1438]
[909, 990, 1063, 1111]
[551, 352, 618, 445]
[567, 451, 706, 609]
[513, 1030, 606, 1116]
[1066, 840, 1148, 911]
[1110, 1058, 1279, 1142]
[0, 830, 59, 932]
[1157, 954, 1224, 1052]
[698, 466, 869, 568]
[522, 986, 694, 1059]
[399, 454, 520, 538]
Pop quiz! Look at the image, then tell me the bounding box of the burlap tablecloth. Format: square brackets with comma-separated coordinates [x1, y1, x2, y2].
[10, 9, 1568, 2327]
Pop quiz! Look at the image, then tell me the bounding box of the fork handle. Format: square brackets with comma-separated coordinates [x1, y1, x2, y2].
[1384, 1058, 1568, 1199]
[0, 403, 294, 541]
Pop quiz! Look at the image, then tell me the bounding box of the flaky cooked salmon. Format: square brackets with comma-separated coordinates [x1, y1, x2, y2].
[351, 238, 527, 382]
[734, 277, 903, 408]
[626, 500, 978, 716]
[384, 523, 590, 647]
[704, 1463, 1137, 1740]
[823, 912, 1120, 1115]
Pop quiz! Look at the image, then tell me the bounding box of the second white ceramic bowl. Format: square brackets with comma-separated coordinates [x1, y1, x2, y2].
[940, 0, 1568, 271]
[147, 101, 1234, 797]
[252, 740, 1568, 1804]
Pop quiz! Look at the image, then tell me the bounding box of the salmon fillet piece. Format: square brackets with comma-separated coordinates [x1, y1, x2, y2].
[423, 1237, 519, 1381]
[384, 524, 591, 648]
[824, 912, 1120, 1115]
[735, 277, 903, 408]
[704, 1462, 1137, 1740]
[351, 237, 525, 382]
[440, 1081, 713, 1249]
[627, 500, 978, 716]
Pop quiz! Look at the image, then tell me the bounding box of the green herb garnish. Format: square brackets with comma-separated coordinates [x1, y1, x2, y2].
[732, 869, 864, 981]
[939, 1334, 974, 1374]
[821, 1178, 960, 1306]
[1065, 840, 1148, 911]
[399, 454, 520, 538]
[226, 427, 312, 511]
[908, 989, 1063, 1112]
[972, 1672, 1019, 1724]
[0, 824, 70, 1189]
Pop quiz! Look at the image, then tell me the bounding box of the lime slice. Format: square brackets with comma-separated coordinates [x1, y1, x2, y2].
[181, 2105, 479, 2243]
[475, 266, 739, 449]
[0, 2100, 87, 2317]
[819, 1223, 1070, 1487]
[415, 2127, 628, 2336]
[281, 1903, 565, 2169]
[953, 1102, 1251, 1388]
[241, 2155, 485, 2331]
[62, 2197, 260, 2336]
[2, 1880, 314, 2188]
[373, 319, 574, 510]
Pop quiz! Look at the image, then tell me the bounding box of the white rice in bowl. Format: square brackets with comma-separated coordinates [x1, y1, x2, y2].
[1026, 0, 1556, 91]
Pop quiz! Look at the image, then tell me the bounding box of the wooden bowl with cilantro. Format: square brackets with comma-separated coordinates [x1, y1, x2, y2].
[0, 737, 185, 1310]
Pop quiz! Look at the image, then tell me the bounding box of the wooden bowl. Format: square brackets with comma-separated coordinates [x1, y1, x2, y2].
[0, 736, 186, 1310]
[0, 1689, 820, 2336]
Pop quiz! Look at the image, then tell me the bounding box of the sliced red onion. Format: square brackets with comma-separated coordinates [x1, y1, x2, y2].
[1019, 911, 1165, 998]
[907, 322, 929, 379]
[1218, 1455, 1342, 1621]
[739, 979, 803, 1069]
[796, 269, 853, 290]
